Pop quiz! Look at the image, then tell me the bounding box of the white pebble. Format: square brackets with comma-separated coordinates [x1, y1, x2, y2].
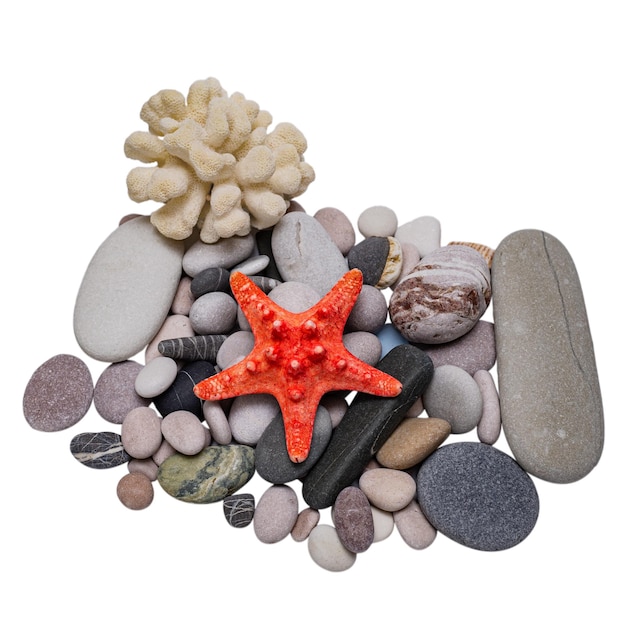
[474, 369, 502, 444]
[395, 215, 441, 257]
[371, 506, 395, 542]
[308, 524, 357, 572]
[189, 292, 238, 335]
[134, 356, 178, 398]
[357, 205, 398, 238]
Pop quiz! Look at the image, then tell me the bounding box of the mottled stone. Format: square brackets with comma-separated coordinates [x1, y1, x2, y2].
[23, 354, 93, 432]
[308, 524, 357, 572]
[332, 486, 375, 553]
[223, 493, 255, 528]
[153, 360, 216, 419]
[417, 442, 540, 551]
[302, 344, 434, 510]
[93, 360, 149, 424]
[389, 245, 491, 344]
[157, 445, 255, 503]
[376, 417, 451, 470]
[74, 216, 184, 362]
[492, 229, 604, 483]
[253, 484, 299, 543]
[255, 406, 332, 484]
[70, 432, 130, 469]
[117, 472, 154, 510]
[158, 335, 227, 362]
[416, 320, 496, 376]
[423, 365, 483, 434]
[271, 212, 349, 296]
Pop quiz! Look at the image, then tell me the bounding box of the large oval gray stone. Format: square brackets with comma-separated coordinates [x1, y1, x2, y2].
[491, 229, 603, 483]
[74, 216, 184, 362]
[271, 212, 348, 296]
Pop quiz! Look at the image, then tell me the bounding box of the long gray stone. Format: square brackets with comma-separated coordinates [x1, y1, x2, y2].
[302, 344, 434, 509]
[491, 229, 603, 483]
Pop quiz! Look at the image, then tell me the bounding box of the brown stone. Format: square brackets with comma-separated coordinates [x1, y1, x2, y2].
[376, 417, 451, 470]
[117, 472, 154, 510]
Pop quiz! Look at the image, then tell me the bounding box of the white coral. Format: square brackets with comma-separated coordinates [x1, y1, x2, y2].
[124, 78, 315, 243]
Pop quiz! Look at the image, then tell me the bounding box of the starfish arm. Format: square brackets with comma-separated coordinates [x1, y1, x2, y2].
[275, 391, 325, 463]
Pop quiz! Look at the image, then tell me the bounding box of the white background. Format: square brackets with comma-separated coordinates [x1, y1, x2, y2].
[3, 1, 623, 624]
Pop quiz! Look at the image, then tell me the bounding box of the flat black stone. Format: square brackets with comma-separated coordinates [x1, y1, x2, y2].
[255, 406, 333, 484]
[347, 236, 389, 286]
[153, 360, 216, 419]
[70, 432, 130, 469]
[417, 442, 540, 551]
[302, 344, 434, 509]
[190, 267, 231, 297]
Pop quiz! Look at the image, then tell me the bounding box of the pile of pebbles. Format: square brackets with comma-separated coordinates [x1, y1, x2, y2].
[22, 204, 604, 572]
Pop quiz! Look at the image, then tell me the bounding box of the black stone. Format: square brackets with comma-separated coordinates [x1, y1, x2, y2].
[417, 442, 540, 551]
[255, 228, 283, 281]
[255, 405, 333, 484]
[158, 334, 227, 362]
[223, 493, 255, 528]
[153, 360, 216, 419]
[347, 236, 390, 286]
[190, 267, 231, 297]
[70, 432, 130, 469]
[302, 344, 434, 509]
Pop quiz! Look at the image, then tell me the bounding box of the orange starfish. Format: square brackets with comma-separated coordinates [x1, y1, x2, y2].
[194, 269, 402, 462]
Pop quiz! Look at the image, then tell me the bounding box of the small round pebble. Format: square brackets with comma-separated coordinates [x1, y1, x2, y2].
[291, 508, 321, 542]
[23, 354, 93, 432]
[314, 207, 356, 255]
[134, 356, 179, 399]
[229, 394, 280, 445]
[358, 468, 417, 512]
[423, 364, 483, 434]
[216, 330, 255, 370]
[357, 205, 398, 238]
[94, 360, 149, 424]
[117, 472, 154, 510]
[161, 410, 207, 455]
[308, 524, 357, 572]
[189, 291, 238, 335]
[393, 499, 437, 549]
[343, 331, 382, 366]
[121, 406, 163, 459]
[253, 484, 299, 544]
[128, 458, 159, 481]
[345, 284, 388, 334]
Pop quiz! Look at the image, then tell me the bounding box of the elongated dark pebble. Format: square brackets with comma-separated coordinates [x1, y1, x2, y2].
[158, 335, 227, 362]
[223, 493, 255, 528]
[190, 267, 231, 297]
[302, 344, 434, 509]
[70, 432, 131, 469]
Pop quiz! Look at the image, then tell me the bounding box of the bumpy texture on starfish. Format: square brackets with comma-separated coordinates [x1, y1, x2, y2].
[194, 269, 403, 462]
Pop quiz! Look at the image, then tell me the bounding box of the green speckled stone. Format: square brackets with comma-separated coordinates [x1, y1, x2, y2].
[157, 445, 255, 503]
